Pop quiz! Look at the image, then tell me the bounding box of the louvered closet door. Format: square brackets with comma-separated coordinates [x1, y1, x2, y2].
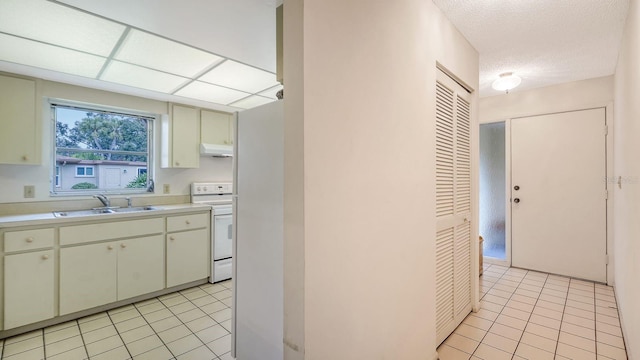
[435, 69, 473, 346]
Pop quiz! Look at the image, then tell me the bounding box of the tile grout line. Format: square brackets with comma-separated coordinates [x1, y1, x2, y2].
[157, 293, 216, 357]
[41, 329, 46, 360]
[131, 297, 179, 359]
[552, 279, 573, 358]
[104, 311, 134, 360]
[75, 320, 91, 360]
[470, 266, 528, 359]
[508, 271, 551, 359]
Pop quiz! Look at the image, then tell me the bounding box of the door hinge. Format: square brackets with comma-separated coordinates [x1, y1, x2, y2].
[605, 254, 610, 265]
[605, 190, 609, 199]
[604, 125, 609, 136]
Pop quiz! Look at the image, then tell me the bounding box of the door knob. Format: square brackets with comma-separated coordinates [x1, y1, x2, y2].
[514, 198, 520, 203]
[514, 185, 520, 191]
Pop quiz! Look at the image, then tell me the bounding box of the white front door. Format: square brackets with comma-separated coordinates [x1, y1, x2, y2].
[511, 108, 607, 282]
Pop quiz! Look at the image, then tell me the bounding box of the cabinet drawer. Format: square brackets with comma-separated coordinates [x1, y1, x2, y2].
[167, 212, 209, 232]
[5, 228, 54, 253]
[60, 218, 163, 246]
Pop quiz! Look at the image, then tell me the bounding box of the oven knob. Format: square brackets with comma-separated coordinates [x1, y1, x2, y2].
[203, 187, 208, 192]
[197, 187, 201, 192]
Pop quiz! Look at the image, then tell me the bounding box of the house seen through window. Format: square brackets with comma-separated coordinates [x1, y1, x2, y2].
[52, 102, 154, 194]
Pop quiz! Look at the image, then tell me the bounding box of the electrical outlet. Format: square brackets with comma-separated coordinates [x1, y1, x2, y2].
[163, 184, 170, 194]
[24, 185, 35, 198]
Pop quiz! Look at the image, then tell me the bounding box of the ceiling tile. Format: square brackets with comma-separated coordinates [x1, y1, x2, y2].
[100, 61, 188, 93]
[175, 81, 250, 105]
[199, 60, 278, 93]
[257, 84, 283, 99]
[114, 29, 223, 78]
[0, 33, 106, 78]
[0, 0, 126, 57]
[230, 95, 275, 109]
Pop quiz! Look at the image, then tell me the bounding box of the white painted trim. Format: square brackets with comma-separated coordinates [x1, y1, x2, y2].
[504, 119, 512, 267]
[605, 102, 615, 286]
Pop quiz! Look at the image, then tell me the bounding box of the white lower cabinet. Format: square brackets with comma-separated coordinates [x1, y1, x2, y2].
[167, 228, 209, 287]
[4, 250, 55, 329]
[60, 235, 165, 315]
[1, 210, 210, 333]
[117, 235, 164, 300]
[60, 242, 117, 316]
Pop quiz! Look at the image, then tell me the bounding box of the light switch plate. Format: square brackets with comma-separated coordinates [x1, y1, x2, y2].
[24, 185, 35, 198]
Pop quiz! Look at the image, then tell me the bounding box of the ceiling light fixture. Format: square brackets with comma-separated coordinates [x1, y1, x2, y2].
[492, 72, 521, 93]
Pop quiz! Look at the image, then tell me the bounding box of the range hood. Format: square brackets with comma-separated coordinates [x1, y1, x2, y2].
[200, 143, 233, 157]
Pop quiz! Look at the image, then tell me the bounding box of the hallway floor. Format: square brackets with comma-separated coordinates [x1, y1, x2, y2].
[0, 280, 233, 360]
[437, 264, 627, 360]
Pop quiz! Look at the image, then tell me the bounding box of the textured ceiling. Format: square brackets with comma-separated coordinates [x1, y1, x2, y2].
[433, 0, 630, 97]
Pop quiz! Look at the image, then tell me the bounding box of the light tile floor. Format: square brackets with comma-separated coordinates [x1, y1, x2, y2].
[438, 264, 628, 360]
[0, 280, 233, 360]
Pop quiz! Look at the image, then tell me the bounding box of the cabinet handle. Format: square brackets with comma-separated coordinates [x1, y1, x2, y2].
[21, 155, 28, 161]
[107, 245, 114, 250]
[25, 237, 34, 243]
[224, 140, 229, 144]
[120, 243, 127, 248]
[41, 254, 49, 260]
[170, 236, 175, 241]
[186, 220, 191, 225]
[175, 161, 180, 166]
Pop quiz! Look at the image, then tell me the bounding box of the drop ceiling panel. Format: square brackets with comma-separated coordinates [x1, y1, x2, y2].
[57, 0, 277, 72]
[101, 61, 188, 93]
[175, 81, 250, 104]
[114, 29, 223, 78]
[258, 84, 283, 99]
[0, 0, 126, 57]
[230, 95, 275, 109]
[199, 60, 279, 93]
[0, 33, 106, 78]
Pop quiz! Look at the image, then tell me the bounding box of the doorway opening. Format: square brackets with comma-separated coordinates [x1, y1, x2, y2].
[479, 122, 507, 261]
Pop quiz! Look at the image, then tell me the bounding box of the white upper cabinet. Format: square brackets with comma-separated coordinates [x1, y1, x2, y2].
[201, 109, 233, 146]
[161, 103, 200, 168]
[0, 75, 39, 165]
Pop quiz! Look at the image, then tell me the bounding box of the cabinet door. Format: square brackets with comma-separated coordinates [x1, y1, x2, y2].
[117, 235, 165, 300]
[201, 110, 232, 145]
[167, 228, 209, 287]
[171, 104, 199, 168]
[0, 75, 38, 165]
[60, 243, 117, 315]
[4, 250, 54, 329]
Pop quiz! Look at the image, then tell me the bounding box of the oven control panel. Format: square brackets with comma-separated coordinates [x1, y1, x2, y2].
[191, 182, 233, 195]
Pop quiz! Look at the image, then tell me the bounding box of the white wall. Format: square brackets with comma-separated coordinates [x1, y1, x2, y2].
[479, 76, 614, 123]
[613, 0, 640, 357]
[283, 0, 479, 358]
[0, 75, 232, 208]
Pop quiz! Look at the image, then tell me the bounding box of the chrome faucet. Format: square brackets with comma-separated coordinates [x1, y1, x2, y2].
[93, 194, 110, 207]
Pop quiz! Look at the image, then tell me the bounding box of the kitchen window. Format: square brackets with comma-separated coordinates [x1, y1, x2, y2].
[51, 101, 155, 195]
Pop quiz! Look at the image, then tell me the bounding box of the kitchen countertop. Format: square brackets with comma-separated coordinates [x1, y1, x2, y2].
[0, 203, 212, 228]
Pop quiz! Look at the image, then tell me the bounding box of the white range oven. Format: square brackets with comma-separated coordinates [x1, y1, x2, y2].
[191, 182, 233, 283]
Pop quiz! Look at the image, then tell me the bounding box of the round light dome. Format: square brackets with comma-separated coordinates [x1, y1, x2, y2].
[492, 72, 521, 92]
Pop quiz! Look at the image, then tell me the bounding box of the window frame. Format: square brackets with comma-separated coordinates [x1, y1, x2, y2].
[75, 166, 95, 178]
[50, 99, 156, 196]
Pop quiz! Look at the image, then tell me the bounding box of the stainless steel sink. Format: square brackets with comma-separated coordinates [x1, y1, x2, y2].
[53, 206, 162, 218]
